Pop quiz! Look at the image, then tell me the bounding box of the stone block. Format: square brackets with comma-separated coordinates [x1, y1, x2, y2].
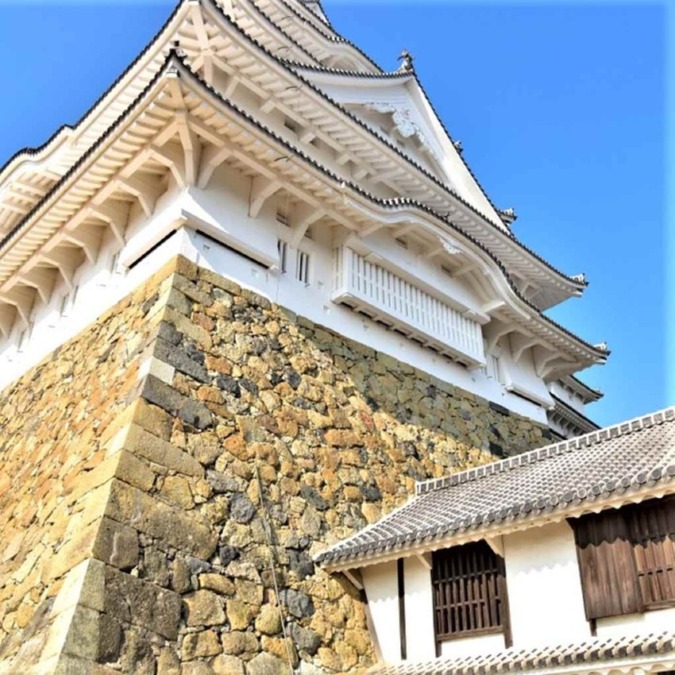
[182, 629, 221, 659]
[103, 566, 181, 640]
[123, 424, 204, 477]
[92, 518, 139, 571]
[105, 480, 217, 559]
[184, 590, 226, 627]
[141, 375, 214, 430]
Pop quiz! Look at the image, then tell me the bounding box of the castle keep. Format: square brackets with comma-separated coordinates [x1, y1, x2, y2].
[0, 1, 612, 673]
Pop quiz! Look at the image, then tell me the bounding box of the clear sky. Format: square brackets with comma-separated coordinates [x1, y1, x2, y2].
[0, 0, 668, 427]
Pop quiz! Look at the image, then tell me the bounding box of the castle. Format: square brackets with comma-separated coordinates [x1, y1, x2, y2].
[2, 2, 668, 674]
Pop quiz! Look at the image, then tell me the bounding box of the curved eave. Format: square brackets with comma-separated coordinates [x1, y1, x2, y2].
[0, 55, 608, 377]
[287, 63, 589, 308]
[564, 374, 604, 403]
[550, 394, 601, 434]
[257, 0, 383, 72]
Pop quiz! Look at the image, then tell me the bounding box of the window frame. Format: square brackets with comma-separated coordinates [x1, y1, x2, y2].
[431, 540, 512, 651]
[571, 495, 675, 621]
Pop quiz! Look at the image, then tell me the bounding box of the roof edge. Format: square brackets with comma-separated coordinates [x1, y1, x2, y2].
[416, 406, 675, 497]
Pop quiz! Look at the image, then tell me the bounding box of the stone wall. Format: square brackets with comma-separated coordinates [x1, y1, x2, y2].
[0, 256, 550, 674]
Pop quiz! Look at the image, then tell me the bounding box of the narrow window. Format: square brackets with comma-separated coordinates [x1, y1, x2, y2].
[296, 250, 310, 284]
[432, 541, 509, 644]
[277, 240, 288, 274]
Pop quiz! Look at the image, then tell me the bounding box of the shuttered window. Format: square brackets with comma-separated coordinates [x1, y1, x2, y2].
[431, 541, 508, 642]
[572, 496, 675, 620]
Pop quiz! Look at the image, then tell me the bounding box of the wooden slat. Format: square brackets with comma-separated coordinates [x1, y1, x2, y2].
[431, 541, 505, 642]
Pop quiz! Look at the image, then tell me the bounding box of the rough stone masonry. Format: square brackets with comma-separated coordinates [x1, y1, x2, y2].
[0, 256, 550, 674]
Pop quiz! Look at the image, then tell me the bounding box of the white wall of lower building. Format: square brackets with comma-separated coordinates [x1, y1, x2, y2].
[596, 607, 675, 637]
[503, 521, 590, 647]
[439, 633, 505, 659]
[361, 561, 401, 664]
[403, 556, 436, 662]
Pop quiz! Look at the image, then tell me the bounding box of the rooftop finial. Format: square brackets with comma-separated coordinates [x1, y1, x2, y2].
[453, 140, 464, 154]
[571, 272, 587, 285]
[498, 207, 517, 225]
[594, 341, 609, 353]
[397, 50, 414, 73]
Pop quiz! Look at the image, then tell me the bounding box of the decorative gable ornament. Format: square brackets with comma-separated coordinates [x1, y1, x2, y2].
[364, 102, 440, 163]
[438, 235, 462, 256]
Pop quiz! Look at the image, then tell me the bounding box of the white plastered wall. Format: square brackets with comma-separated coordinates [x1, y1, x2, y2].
[403, 556, 436, 662]
[0, 164, 550, 426]
[361, 561, 401, 664]
[503, 521, 591, 647]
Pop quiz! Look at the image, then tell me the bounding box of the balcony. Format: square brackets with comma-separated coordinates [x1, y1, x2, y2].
[332, 247, 485, 366]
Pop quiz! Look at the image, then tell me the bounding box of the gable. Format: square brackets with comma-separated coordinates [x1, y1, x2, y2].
[302, 71, 508, 230]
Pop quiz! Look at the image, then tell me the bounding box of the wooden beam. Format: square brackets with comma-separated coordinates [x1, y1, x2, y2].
[147, 142, 186, 189]
[62, 227, 102, 264]
[289, 203, 324, 247]
[416, 553, 432, 570]
[0, 304, 16, 338]
[88, 202, 128, 246]
[0, 286, 35, 327]
[342, 569, 363, 591]
[249, 176, 281, 218]
[486, 323, 513, 353]
[116, 175, 162, 219]
[197, 145, 232, 189]
[511, 333, 539, 363]
[17, 268, 56, 305]
[485, 536, 504, 558]
[39, 248, 80, 291]
[176, 112, 202, 187]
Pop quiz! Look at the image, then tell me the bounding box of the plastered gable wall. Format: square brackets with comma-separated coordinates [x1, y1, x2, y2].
[0, 256, 550, 674]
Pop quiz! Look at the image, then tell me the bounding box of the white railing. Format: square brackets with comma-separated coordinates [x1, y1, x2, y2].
[332, 247, 485, 366]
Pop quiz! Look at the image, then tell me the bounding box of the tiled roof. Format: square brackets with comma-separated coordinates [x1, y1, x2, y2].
[316, 407, 675, 568]
[368, 631, 675, 674]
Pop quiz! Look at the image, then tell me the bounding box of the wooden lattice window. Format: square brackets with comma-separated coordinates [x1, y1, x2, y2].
[572, 496, 675, 620]
[626, 497, 675, 608]
[431, 541, 509, 643]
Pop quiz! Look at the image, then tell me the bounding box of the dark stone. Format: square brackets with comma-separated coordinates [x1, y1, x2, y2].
[489, 441, 506, 458]
[426, 385, 438, 398]
[240, 379, 259, 395]
[185, 341, 206, 365]
[365, 396, 379, 412]
[489, 401, 511, 417]
[403, 442, 420, 460]
[216, 375, 241, 398]
[207, 470, 238, 494]
[269, 371, 283, 386]
[141, 376, 213, 430]
[293, 397, 312, 410]
[141, 292, 159, 316]
[97, 339, 118, 365]
[218, 545, 239, 566]
[230, 493, 256, 524]
[300, 485, 328, 512]
[251, 338, 267, 356]
[288, 550, 315, 580]
[288, 623, 321, 655]
[286, 369, 302, 389]
[460, 410, 472, 421]
[279, 589, 314, 619]
[362, 484, 382, 502]
[490, 425, 503, 440]
[98, 614, 123, 663]
[154, 339, 209, 383]
[158, 321, 183, 346]
[185, 556, 211, 575]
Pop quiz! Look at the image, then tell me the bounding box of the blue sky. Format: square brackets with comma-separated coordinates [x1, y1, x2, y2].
[0, 1, 668, 426]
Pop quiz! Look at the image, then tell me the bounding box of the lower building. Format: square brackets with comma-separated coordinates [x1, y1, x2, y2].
[317, 408, 675, 674]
